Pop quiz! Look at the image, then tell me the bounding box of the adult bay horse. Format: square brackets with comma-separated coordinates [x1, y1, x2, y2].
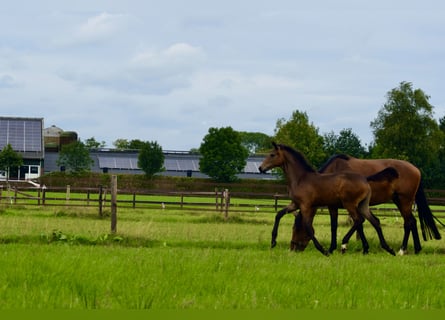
[290, 154, 442, 255]
[259, 142, 396, 256]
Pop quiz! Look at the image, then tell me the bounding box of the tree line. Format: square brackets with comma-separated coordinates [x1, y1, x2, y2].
[182, 81, 444, 187]
[3, 81, 441, 187]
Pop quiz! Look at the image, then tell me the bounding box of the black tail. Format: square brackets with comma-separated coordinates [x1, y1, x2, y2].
[366, 166, 399, 182]
[415, 182, 443, 241]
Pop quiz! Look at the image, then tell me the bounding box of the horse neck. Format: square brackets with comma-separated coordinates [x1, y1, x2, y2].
[281, 151, 310, 184]
[328, 159, 350, 173]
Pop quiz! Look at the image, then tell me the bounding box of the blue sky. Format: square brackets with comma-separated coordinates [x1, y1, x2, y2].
[1, 0, 444, 150]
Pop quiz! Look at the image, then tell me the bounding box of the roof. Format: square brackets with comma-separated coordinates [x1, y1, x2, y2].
[0, 116, 44, 159]
[44, 150, 272, 179]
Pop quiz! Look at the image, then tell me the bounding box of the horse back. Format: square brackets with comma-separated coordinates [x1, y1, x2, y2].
[297, 172, 370, 208]
[321, 156, 420, 199]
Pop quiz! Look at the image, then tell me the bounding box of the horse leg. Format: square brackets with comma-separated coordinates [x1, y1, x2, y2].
[271, 202, 297, 248]
[403, 213, 421, 254]
[328, 207, 339, 253]
[341, 215, 366, 254]
[395, 198, 421, 254]
[364, 211, 396, 256]
[356, 223, 370, 254]
[410, 215, 422, 254]
[302, 209, 329, 256]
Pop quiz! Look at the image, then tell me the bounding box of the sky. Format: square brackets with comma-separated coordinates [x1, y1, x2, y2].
[1, 0, 445, 151]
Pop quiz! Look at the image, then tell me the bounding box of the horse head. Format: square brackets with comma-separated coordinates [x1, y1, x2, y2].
[259, 142, 284, 173]
[290, 212, 312, 251]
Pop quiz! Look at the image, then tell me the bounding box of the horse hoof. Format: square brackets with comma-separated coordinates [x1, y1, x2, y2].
[341, 244, 347, 254]
[398, 248, 407, 256]
[271, 241, 277, 248]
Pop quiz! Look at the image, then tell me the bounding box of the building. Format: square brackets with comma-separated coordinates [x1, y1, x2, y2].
[44, 149, 272, 179]
[1, 116, 272, 180]
[0, 116, 44, 180]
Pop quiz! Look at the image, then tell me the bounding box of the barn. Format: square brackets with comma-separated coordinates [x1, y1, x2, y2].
[0, 116, 44, 180]
[44, 149, 272, 179]
[0, 116, 271, 180]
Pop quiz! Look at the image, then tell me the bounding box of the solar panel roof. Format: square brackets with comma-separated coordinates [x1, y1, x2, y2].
[96, 154, 263, 173]
[0, 117, 43, 153]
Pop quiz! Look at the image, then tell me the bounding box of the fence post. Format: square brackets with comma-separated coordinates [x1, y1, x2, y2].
[42, 187, 46, 206]
[0, 185, 2, 203]
[215, 188, 219, 211]
[132, 192, 136, 209]
[37, 188, 41, 206]
[220, 189, 224, 212]
[66, 185, 70, 206]
[110, 175, 117, 234]
[98, 185, 103, 217]
[274, 194, 278, 212]
[224, 189, 230, 220]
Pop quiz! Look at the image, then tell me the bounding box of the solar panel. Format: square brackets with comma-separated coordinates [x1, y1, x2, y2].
[0, 118, 43, 153]
[244, 160, 262, 173]
[96, 153, 267, 174]
[98, 156, 140, 169]
[164, 158, 200, 171]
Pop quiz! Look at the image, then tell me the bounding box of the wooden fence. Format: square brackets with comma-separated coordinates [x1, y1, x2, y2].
[2, 183, 445, 216]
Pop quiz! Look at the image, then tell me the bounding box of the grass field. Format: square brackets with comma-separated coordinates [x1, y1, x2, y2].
[1, 201, 445, 310]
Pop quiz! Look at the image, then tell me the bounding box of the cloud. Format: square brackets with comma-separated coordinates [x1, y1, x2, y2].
[57, 42, 206, 95]
[131, 43, 206, 72]
[54, 12, 133, 46]
[0, 74, 19, 88]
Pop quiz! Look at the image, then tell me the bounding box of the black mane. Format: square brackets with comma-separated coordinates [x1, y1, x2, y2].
[278, 144, 316, 173]
[318, 154, 350, 173]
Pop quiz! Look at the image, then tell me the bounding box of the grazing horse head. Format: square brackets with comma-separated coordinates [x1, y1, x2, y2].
[289, 212, 312, 251]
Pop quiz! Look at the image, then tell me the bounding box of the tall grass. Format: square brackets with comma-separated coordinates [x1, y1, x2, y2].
[0, 205, 444, 309]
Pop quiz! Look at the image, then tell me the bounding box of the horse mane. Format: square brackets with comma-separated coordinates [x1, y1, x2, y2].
[278, 144, 316, 173]
[318, 154, 351, 172]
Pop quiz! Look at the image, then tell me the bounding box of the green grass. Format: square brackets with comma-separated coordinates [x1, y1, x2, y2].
[0, 205, 445, 309]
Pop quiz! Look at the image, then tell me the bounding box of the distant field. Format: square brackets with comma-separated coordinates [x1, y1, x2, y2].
[0, 204, 444, 309]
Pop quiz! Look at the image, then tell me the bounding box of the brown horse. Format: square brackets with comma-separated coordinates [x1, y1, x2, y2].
[290, 154, 442, 254]
[259, 142, 395, 256]
[289, 166, 400, 253]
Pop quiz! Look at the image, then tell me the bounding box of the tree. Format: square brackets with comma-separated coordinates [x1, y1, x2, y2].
[370, 81, 443, 170]
[323, 128, 367, 158]
[84, 137, 106, 149]
[0, 144, 23, 181]
[199, 127, 249, 182]
[274, 110, 325, 167]
[57, 140, 93, 173]
[429, 116, 445, 188]
[238, 131, 272, 154]
[138, 141, 165, 178]
[113, 139, 129, 150]
[113, 139, 146, 150]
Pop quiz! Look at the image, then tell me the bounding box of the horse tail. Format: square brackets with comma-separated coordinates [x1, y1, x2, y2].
[415, 181, 443, 241]
[366, 167, 399, 182]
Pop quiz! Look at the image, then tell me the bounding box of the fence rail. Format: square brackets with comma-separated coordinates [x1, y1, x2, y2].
[2, 184, 445, 219]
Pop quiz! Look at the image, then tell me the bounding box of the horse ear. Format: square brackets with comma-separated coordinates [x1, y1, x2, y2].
[272, 141, 278, 150]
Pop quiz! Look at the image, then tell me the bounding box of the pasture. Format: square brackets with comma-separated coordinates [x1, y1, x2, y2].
[0, 199, 445, 310]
